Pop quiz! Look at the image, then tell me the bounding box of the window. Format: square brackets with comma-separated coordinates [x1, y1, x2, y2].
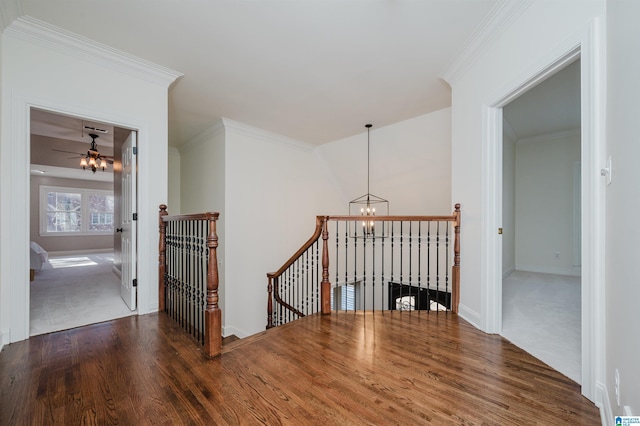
[40, 186, 114, 236]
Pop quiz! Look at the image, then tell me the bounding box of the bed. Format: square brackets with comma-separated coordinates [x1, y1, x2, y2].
[30, 241, 49, 281]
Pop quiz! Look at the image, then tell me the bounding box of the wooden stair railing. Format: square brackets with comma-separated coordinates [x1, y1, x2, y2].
[267, 204, 461, 328]
[159, 205, 221, 357]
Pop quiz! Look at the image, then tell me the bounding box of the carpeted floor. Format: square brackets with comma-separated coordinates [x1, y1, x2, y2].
[30, 253, 135, 336]
[502, 270, 581, 384]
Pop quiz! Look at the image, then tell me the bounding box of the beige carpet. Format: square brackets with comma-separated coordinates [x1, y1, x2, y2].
[30, 253, 135, 336]
[502, 270, 581, 384]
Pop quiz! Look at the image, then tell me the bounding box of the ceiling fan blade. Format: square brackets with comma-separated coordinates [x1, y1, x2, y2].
[53, 149, 85, 155]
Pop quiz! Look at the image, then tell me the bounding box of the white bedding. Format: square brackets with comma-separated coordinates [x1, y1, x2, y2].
[30, 241, 48, 270]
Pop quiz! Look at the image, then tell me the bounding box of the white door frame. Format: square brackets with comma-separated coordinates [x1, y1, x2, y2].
[481, 21, 606, 402]
[6, 95, 142, 342]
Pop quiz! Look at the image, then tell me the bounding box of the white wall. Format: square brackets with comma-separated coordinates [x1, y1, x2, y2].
[446, 0, 605, 404]
[515, 132, 580, 275]
[606, 0, 640, 417]
[316, 108, 452, 215]
[168, 146, 181, 215]
[502, 125, 516, 277]
[223, 121, 343, 337]
[0, 18, 179, 343]
[179, 120, 227, 323]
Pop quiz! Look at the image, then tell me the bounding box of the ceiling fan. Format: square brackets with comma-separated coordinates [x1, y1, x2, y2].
[53, 133, 114, 173]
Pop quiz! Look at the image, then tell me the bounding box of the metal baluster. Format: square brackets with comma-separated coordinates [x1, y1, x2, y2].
[418, 221, 422, 312]
[381, 219, 385, 312]
[436, 222, 440, 315]
[446, 221, 450, 313]
[372, 221, 376, 312]
[409, 220, 412, 314]
[400, 221, 404, 312]
[427, 222, 431, 311]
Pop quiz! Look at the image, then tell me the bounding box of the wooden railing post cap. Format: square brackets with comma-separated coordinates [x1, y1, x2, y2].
[455, 203, 461, 211]
[159, 204, 168, 212]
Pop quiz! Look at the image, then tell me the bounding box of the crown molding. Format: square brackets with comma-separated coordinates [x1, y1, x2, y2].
[4, 16, 183, 87]
[221, 118, 315, 153]
[502, 117, 518, 142]
[179, 118, 226, 155]
[516, 128, 580, 146]
[0, 0, 22, 33]
[441, 0, 534, 85]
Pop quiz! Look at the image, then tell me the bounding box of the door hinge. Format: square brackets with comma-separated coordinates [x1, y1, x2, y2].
[133, 213, 138, 221]
[133, 146, 137, 155]
[133, 278, 137, 287]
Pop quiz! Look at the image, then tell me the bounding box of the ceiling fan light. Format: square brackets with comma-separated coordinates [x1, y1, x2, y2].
[80, 157, 88, 168]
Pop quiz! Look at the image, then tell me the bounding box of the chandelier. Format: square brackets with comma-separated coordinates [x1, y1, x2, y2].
[80, 133, 109, 173]
[349, 124, 389, 237]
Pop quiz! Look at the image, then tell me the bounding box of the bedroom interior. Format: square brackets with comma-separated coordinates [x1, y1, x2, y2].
[28, 110, 133, 335]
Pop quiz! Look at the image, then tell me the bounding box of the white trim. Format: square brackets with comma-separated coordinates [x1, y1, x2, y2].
[4, 16, 183, 87]
[441, 0, 534, 84]
[0, 0, 22, 31]
[596, 382, 613, 426]
[168, 146, 180, 157]
[502, 264, 515, 280]
[112, 265, 122, 279]
[515, 264, 580, 277]
[483, 19, 606, 403]
[222, 325, 252, 339]
[0, 328, 10, 352]
[178, 118, 225, 155]
[222, 117, 315, 153]
[457, 303, 481, 330]
[48, 248, 112, 257]
[502, 117, 518, 143]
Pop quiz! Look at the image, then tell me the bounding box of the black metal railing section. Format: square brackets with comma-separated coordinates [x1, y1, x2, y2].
[159, 205, 222, 357]
[267, 204, 461, 328]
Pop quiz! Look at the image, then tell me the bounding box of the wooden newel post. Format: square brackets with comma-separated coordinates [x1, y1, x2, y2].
[321, 217, 331, 315]
[452, 203, 461, 314]
[204, 213, 222, 358]
[266, 276, 274, 329]
[159, 204, 168, 312]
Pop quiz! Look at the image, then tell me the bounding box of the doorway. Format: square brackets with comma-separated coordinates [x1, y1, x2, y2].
[500, 61, 582, 383]
[28, 109, 137, 334]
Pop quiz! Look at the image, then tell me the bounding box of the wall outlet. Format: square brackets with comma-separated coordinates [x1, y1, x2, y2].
[555, 252, 560, 261]
[615, 368, 621, 406]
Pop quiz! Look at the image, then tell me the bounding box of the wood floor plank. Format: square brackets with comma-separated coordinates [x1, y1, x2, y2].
[0, 311, 600, 425]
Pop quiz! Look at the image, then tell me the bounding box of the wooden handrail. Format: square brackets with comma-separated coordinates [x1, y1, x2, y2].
[268, 204, 462, 324]
[267, 215, 324, 279]
[267, 216, 324, 328]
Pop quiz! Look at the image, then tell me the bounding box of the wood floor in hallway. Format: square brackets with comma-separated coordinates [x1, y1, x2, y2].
[0, 311, 600, 425]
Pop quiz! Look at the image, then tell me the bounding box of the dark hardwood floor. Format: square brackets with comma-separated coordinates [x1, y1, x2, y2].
[0, 311, 600, 425]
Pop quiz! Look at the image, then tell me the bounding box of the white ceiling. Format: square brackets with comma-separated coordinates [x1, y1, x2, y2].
[504, 60, 581, 140]
[18, 0, 501, 147]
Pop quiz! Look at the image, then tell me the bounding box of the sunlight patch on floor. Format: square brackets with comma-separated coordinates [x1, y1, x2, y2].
[49, 257, 98, 268]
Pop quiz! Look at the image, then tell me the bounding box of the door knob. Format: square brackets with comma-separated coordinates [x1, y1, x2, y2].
[116, 228, 123, 233]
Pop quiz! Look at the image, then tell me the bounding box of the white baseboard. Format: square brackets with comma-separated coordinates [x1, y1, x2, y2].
[502, 265, 515, 279]
[112, 265, 122, 279]
[515, 263, 581, 277]
[457, 303, 481, 330]
[596, 381, 613, 426]
[222, 325, 252, 339]
[49, 248, 113, 257]
[0, 328, 10, 352]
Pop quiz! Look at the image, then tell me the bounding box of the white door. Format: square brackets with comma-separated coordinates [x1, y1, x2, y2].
[121, 131, 137, 310]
